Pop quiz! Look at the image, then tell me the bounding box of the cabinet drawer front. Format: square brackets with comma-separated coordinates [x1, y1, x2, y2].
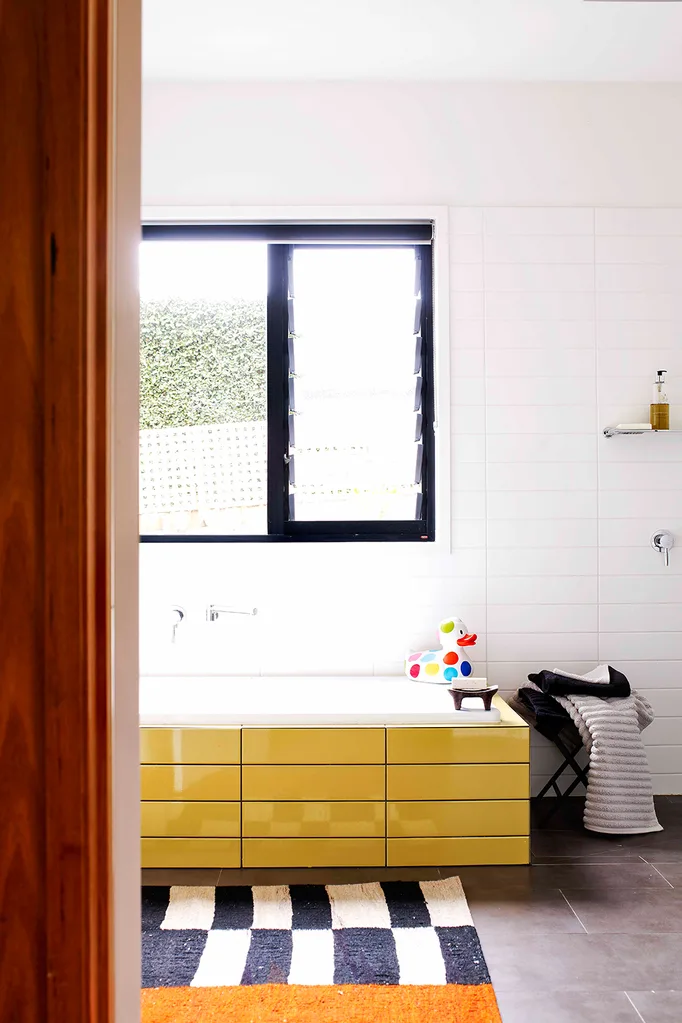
[140, 765, 240, 801]
[242, 728, 384, 765]
[242, 765, 384, 802]
[388, 836, 530, 867]
[387, 764, 529, 801]
[242, 801, 385, 838]
[141, 838, 240, 868]
[141, 801, 240, 838]
[140, 727, 240, 765]
[387, 727, 529, 765]
[388, 800, 529, 838]
[243, 838, 385, 868]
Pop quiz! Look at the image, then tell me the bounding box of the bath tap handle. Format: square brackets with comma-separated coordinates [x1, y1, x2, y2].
[171, 605, 186, 643]
[651, 530, 674, 568]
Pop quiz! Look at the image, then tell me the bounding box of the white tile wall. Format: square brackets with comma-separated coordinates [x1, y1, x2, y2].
[485, 208, 594, 235]
[482, 206, 682, 794]
[595, 209, 682, 236]
[140, 205, 682, 794]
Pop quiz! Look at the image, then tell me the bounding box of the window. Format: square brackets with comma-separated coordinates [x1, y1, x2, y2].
[140, 223, 435, 542]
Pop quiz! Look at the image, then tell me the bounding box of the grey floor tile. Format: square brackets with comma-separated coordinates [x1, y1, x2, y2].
[532, 830, 642, 864]
[141, 868, 221, 886]
[455, 865, 535, 893]
[651, 798, 682, 828]
[468, 888, 585, 940]
[478, 933, 647, 993]
[460, 862, 670, 894]
[622, 828, 682, 864]
[650, 863, 682, 887]
[607, 935, 682, 991]
[531, 798, 586, 832]
[627, 990, 682, 1022]
[216, 866, 444, 886]
[529, 863, 672, 890]
[496, 989, 641, 1023]
[562, 888, 682, 934]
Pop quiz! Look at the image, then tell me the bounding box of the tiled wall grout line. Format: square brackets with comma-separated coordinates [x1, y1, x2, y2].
[593, 207, 602, 666]
[558, 890, 588, 933]
[481, 207, 489, 681]
[624, 991, 647, 1022]
[649, 863, 675, 889]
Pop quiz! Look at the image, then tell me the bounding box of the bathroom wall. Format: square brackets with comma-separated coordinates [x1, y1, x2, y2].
[142, 82, 682, 793]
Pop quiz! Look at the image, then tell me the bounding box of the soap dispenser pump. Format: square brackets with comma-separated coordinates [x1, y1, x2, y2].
[650, 369, 670, 430]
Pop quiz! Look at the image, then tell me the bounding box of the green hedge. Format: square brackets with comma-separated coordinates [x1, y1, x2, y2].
[140, 298, 266, 430]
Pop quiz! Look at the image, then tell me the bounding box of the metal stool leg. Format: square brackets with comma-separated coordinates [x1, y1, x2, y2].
[535, 738, 588, 826]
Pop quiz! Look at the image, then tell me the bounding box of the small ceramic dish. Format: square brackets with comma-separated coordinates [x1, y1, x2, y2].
[448, 683, 499, 712]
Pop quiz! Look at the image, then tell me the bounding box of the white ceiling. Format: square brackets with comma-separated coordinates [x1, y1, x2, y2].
[143, 0, 682, 82]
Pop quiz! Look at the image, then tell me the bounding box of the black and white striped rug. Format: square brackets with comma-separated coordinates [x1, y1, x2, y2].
[142, 877, 491, 989]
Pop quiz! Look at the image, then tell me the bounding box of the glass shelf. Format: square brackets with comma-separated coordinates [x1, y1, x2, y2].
[603, 427, 682, 438]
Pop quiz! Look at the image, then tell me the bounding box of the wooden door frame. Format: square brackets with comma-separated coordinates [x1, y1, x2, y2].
[110, 1, 143, 1019]
[1, 1, 141, 1020]
[44, 1, 112, 1016]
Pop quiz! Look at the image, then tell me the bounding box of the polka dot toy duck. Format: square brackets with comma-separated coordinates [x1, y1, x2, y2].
[406, 616, 477, 685]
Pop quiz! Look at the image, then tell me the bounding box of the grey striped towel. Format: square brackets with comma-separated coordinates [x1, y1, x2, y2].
[522, 680, 662, 835]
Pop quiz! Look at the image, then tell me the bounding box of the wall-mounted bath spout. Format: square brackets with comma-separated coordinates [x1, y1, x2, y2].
[206, 604, 258, 622]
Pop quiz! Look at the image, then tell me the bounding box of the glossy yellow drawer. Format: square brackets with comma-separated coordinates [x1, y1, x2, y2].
[140, 727, 240, 765]
[387, 763, 529, 801]
[242, 727, 384, 765]
[243, 838, 385, 868]
[242, 765, 384, 802]
[387, 727, 529, 765]
[141, 838, 240, 868]
[140, 765, 240, 801]
[388, 836, 530, 867]
[242, 801, 385, 838]
[388, 800, 529, 838]
[141, 801, 240, 838]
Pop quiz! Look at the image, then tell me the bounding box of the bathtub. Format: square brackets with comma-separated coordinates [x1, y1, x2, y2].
[140, 675, 500, 726]
[139, 676, 531, 869]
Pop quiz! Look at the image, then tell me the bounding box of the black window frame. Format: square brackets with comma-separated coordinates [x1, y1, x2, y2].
[140, 222, 436, 544]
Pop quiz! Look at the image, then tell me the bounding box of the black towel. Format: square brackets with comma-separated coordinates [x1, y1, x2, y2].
[515, 687, 573, 740]
[528, 666, 631, 699]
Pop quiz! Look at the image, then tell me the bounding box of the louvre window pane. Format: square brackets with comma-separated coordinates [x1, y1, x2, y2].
[139, 240, 268, 535]
[288, 247, 421, 522]
[139, 224, 434, 543]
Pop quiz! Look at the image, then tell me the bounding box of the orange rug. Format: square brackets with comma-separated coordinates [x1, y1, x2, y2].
[142, 983, 502, 1022]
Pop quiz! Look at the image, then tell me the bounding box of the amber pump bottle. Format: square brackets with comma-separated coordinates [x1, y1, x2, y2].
[650, 369, 670, 430]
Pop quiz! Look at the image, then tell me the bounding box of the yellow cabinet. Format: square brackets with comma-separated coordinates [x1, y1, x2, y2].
[242, 765, 385, 802]
[139, 704, 531, 869]
[140, 764, 240, 801]
[388, 800, 529, 838]
[140, 727, 240, 764]
[141, 801, 240, 838]
[242, 801, 385, 838]
[388, 727, 529, 765]
[141, 838, 240, 868]
[242, 728, 384, 765]
[387, 763, 529, 801]
[243, 838, 385, 868]
[388, 836, 530, 867]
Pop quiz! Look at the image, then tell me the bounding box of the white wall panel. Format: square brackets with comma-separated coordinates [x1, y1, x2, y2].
[142, 82, 682, 789]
